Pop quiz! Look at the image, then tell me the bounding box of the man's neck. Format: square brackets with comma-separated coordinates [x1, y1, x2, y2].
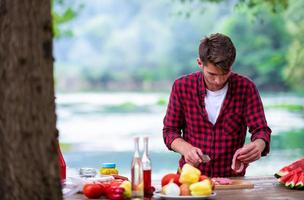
[205, 81, 228, 92]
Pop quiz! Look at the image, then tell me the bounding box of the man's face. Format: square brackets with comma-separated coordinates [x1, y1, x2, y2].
[197, 58, 231, 91]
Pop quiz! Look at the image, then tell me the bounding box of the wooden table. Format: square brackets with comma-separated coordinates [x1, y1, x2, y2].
[212, 176, 303, 200]
[65, 176, 303, 200]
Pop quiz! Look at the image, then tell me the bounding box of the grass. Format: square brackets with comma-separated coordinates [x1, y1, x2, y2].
[271, 129, 304, 149]
[266, 104, 304, 111]
[103, 102, 150, 113]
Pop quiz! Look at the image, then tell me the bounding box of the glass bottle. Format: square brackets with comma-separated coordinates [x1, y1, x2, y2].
[57, 142, 66, 181]
[142, 136, 152, 197]
[131, 137, 143, 198]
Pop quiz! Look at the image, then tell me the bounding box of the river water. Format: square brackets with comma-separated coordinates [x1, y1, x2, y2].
[56, 92, 304, 179]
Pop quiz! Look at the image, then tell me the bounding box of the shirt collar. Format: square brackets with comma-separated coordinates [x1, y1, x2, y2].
[198, 71, 235, 98]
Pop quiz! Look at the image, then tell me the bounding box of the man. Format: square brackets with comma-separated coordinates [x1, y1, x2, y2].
[163, 33, 271, 177]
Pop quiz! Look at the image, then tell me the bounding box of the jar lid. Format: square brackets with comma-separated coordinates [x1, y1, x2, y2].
[102, 163, 116, 168]
[79, 168, 97, 177]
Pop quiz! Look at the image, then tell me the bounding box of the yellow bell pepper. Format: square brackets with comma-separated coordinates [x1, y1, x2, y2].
[179, 163, 201, 184]
[120, 180, 132, 198]
[189, 179, 212, 196]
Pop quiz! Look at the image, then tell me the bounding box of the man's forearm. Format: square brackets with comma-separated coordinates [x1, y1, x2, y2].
[171, 138, 193, 155]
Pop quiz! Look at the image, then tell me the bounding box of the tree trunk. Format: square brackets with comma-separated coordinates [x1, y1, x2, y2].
[0, 0, 62, 199]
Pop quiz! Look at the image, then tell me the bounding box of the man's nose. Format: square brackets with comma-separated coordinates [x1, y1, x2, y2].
[214, 77, 221, 84]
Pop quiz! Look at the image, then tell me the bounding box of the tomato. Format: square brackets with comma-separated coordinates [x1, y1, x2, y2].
[110, 179, 124, 189]
[199, 175, 208, 181]
[161, 173, 181, 187]
[83, 183, 103, 199]
[94, 182, 109, 196]
[98, 181, 112, 195]
[97, 180, 123, 195]
[107, 187, 125, 200]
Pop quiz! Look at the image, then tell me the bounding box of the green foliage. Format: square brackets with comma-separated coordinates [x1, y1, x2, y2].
[53, 0, 303, 92]
[175, 0, 289, 17]
[283, 0, 304, 92]
[103, 102, 150, 113]
[157, 98, 167, 106]
[271, 129, 304, 149]
[59, 143, 72, 152]
[266, 103, 304, 111]
[246, 128, 304, 150]
[235, 0, 289, 13]
[173, 0, 304, 92]
[52, 0, 83, 39]
[220, 8, 290, 90]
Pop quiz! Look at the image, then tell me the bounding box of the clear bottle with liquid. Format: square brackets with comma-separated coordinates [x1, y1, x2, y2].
[131, 137, 143, 198]
[142, 136, 152, 197]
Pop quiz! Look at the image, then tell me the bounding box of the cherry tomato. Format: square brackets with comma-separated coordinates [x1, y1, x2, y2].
[83, 183, 103, 199]
[161, 173, 181, 187]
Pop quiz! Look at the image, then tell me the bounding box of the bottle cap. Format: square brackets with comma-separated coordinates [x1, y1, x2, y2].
[79, 168, 97, 177]
[102, 163, 116, 168]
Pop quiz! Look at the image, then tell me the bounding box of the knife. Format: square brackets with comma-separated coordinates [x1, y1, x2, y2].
[201, 154, 211, 163]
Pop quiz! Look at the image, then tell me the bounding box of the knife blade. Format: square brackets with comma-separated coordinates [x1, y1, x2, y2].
[201, 154, 211, 163]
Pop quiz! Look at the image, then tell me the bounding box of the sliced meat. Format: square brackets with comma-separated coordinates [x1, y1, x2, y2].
[211, 177, 232, 185]
[231, 149, 244, 173]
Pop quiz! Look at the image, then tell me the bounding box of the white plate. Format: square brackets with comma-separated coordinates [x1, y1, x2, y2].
[154, 191, 216, 200]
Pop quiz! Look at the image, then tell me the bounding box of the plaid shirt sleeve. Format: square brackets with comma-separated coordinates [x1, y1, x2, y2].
[163, 80, 185, 150]
[245, 82, 271, 156]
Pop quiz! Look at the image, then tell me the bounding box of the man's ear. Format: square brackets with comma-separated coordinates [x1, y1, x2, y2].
[197, 58, 203, 70]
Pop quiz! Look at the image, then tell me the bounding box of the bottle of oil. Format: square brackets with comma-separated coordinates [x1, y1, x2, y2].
[131, 137, 143, 198]
[142, 136, 152, 197]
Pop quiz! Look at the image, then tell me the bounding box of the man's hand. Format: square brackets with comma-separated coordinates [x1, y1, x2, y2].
[171, 138, 203, 167]
[183, 146, 204, 167]
[237, 139, 266, 164]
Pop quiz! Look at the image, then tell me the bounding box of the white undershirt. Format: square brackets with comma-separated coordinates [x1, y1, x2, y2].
[204, 83, 228, 125]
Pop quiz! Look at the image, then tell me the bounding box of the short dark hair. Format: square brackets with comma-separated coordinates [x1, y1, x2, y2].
[199, 33, 236, 72]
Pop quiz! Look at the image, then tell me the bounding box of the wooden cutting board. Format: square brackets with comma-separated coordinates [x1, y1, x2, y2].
[215, 179, 254, 190]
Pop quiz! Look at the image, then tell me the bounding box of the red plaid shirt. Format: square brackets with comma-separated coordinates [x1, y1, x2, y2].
[163, 71, 271, 177]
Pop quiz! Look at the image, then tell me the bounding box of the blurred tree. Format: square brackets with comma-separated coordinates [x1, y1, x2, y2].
[54, 0, 303, 92]
[0, 0, 62, 199]
[221, 9, 290, 90]
[284, 0, 304, 92]
[234, 0, 288, 13]
[175, 0, 304, 92]
[175, 0, 288, 17]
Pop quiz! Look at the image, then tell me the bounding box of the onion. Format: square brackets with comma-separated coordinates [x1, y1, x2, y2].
[162, 182, 180, 196]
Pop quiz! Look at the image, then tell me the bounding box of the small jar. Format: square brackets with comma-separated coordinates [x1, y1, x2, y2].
[79, 168, 97, 178]
[100, 163, 119, 175]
